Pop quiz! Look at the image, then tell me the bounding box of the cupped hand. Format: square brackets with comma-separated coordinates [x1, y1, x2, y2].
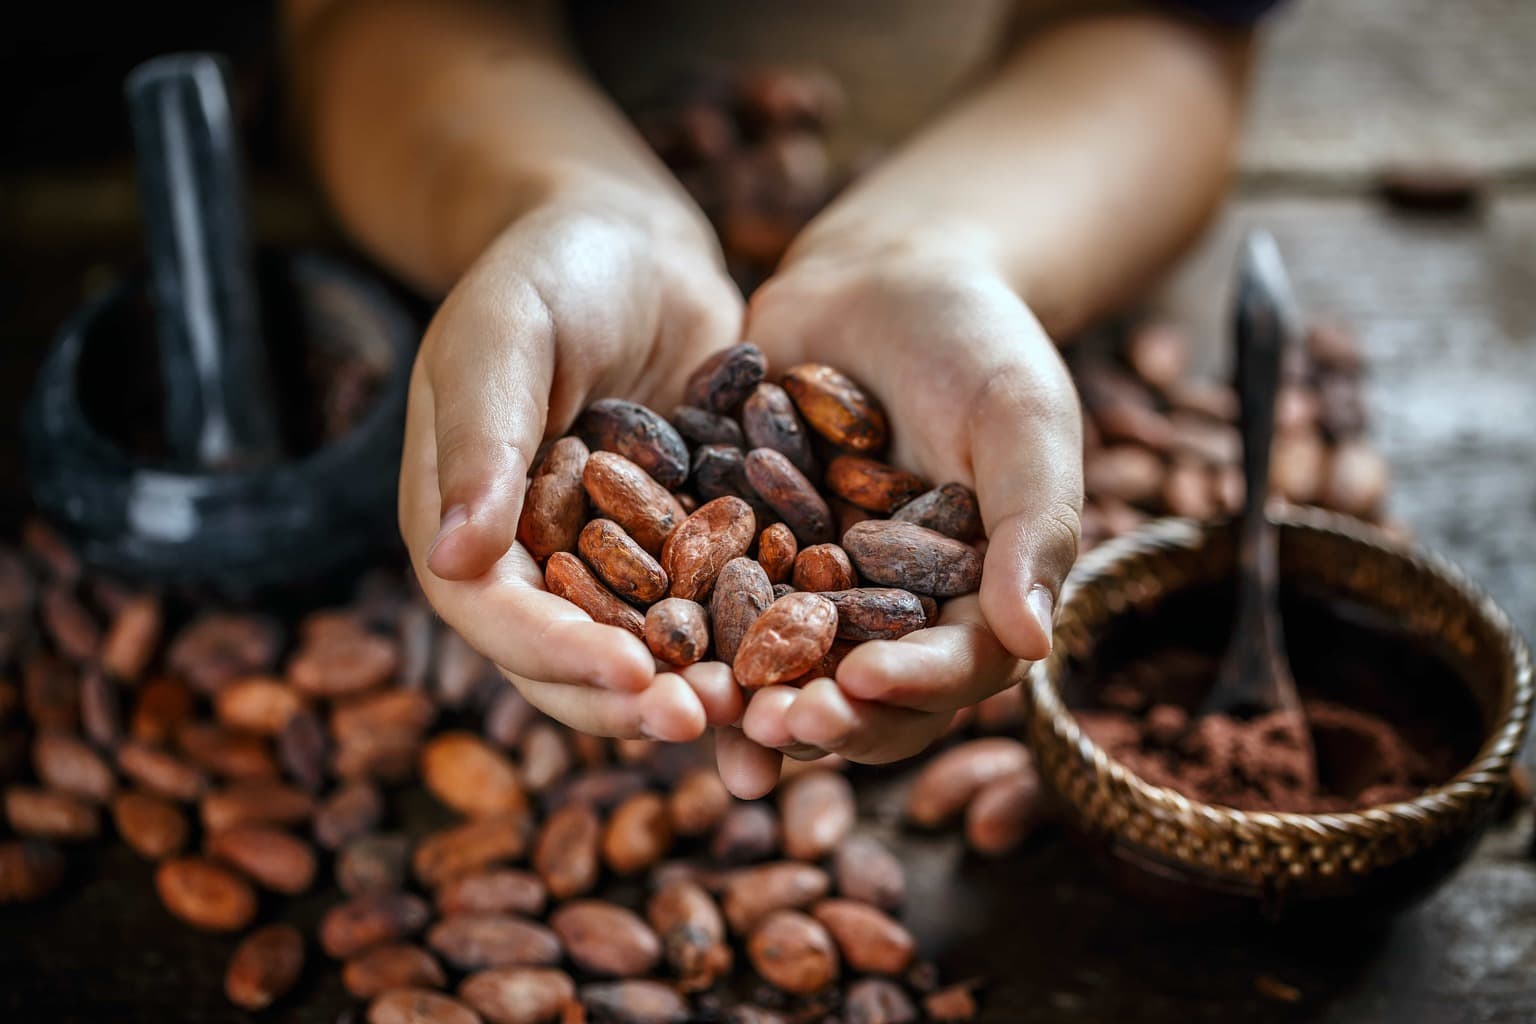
[720, 241, 1083, 793]
[399, 191, 746, 743]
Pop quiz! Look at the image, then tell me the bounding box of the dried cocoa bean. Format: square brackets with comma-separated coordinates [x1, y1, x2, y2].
[747, 909, 839, 995]
[684, 342, 767, 414]
[733, 592, 838, 690]
[437, 868, 547, 916]
[756, 523, 798, 585]
[692, 445, 773, 521]
[825, 456, 925, 514]
[781, 363, 887, 454]
[779, 770, 855, 861]
[459, 966, 576, 1024]
[225, 923, 305, 1010]
[168, 613, 281, 695]
[822, 588, 926, 642]
[743, 382, 818, 479]
[545, 767, 646, 811]
[890, 483, 981, 541]
[344, 943, 448, 1000]
[177, 722, 279, 781]
[579, 519, 669, 605]
[130, 677, 193, 744]
[644, 598, 710, 667]
[32, 732, 114, 802]
[791, 544, 855, 593]
[485, 689, 537, 750]
[965, 766, 1043, 856]
[115, 742, 206, 802]
[414, 813, 532, 888]
[24, 652, 78, 732]
[533, 802, 600, 899]
[811, 899, 914, 974]
[421, 732, 527, 819]
[723, 862, 830, 934]
[672, 405, 746, 449]
[206, 824, 317, 893]
[710, 803, 781, 864]
[924, 983, 979, 1021]
[668, 767, 730, 837]
[332, 689, 436, 744]
[833, 835, 905, 911]
[315, 781, 384, 850]
[201, 781, 315, 831]
[844, 978, 918, 1024]
[339, 834, 411, 895]
[156, 856, 257, 932]
[550, 900, 662, 977]
[518, 723, 571, 793]
[1084, 445, 1164, 504]
[601, 791, 673, 875]
[428, 912, 563, 970]
[279, 708, 330, 791]
[576, 398, 690, 489]
[5, 785, 99, 840]
[436, 628, 495, 709]
[42, 587, 100, 662]
[543, 552, 646, 638]
[112, 789, 188, 859]
[743, 448, 833, 546]
[582, 452, 684, 555]
[581, 980, 691, 1024]
[321, 890, 432, 958]
[100, 593, 162, 680]
[906, 738, 1030, 827]
[0, 839, 65, 903]
[710, 557, 774, 666]
[368, 989, 480, 1024]
[841, 521, 982, 598]
[214, 676, 303, 735]
[78, 667, 122, 747]
[662, 496, 757, 600]
[518, 438, 592, 562]
[288, 618, 399, 698]
[648, 878, 732, 990]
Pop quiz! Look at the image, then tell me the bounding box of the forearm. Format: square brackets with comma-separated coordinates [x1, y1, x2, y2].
[787, 13, 1253, 338]
[286, 0, 705, 293]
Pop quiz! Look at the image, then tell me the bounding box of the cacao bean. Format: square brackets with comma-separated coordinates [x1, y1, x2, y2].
[437, 868, 547, 917]
[1126, 324, 1188, 391]
[315, 781, 384, 850]
[743, 383, 818, 479]
[112, 789, 189, 859]
[169, 613, 281, 695]
[790, 544, 855, 593]
[710, 558, 774, 666]
[225, 923, 305, 1010]
[5, 785, 99, 840]
[671, 405, 745, 449]
[644, 598, 710, 667]
[825, 456, 925, 514]
[710, 803, 781, 864]
[518, 722, 572, 794]
[811, 899, 914, 974]
[367, 989, 481, 1024]
[414, 813, 532, 888]
[924, 983, 979, 1021]
[1084, 445, 1164, 504]
[288, 619, 399, 698]
[344, 943, 448, 1000]
[339, 833, 411, 895]
[155, 856, 257, 932]
[662, 496, 756, 601]
[428, 912, 563, 970]
[648, 878, 732, 990]
[543, 552, 646, 638]
[582, 452, 684, 555]
[906, 738, 1030, 827]
[779, 770, 855, 861]
[518, 437, 591, 562]
[0, 839, 65, 903]
[1324, 439, 1389, 518]
[747, 909, 839, 995]
[744, 448, 833, 546]
[756, 523, 798, 585]
[781, 363, 887, 453]
[833, 835, 905, 911]
[580, 980, 690, 1024]
[965, 766, 1043, 856]
[692, 445, 773, 522]
[42, 587, 100, 662]
[100, 593, 162, 680]
[890, 483, 981, 541]
[201, 781, 315, 831]
[177, 722, 280, 781]
[844, 978, 918, 1024]
[603, 791, 673, 874]
[78, 667, 122, 747]
[576, 398, 690, 489]
[206, 824, 317, 893]
[668, 767, 730, 837]
[842, 521, 982, 598]
[579, 519, 669, 605]
[733, 592, 838, 690]
[822, 588, 926, 641]
[321, 890, 432, 958]
[421, 732, 527, 819]
[459, 966, 576, 1024]
[32, 732, 114, 802]
[215, 676, 304, 735]
[550, 899, 662, 977]
[533, 802, 601, 899]
[684, 343, 767, 414]
[130, 677, 193, 744]
[723, 861, 829, 934]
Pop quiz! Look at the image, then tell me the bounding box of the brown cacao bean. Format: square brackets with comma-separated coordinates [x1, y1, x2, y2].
[791, 544, 856, 593]
[733, 592, 838, 690]
[671, 405, 746, 449]
[906, 738, 1030, 827]
[576, 399, 689, 489]
[225, 923, 305, 1010]
[459, 966, 576, 1024]
[518, 438, 592, 562]
[112, 789, 189, 859]
[825, 456, 925, 514]
[890, 483, 981, 541]
[518, 722, 571, 794]
[743, 382, 819, 479]
[32, 732, 114, 802]
[5, 785, 98, 840]
[710, 558, 774, 666]
[580, 980, 690, 1024]
[177, 722, 280, 781]
[288, 619, 400, 698]
[23, 652, 78, 732]
[201, 781, 315, 832]
[41, 587, 99, 662]
[116, 742, 206, 802]
[644, 598, 710, 667]
[344, 943, 448, 1000]
[662, 496, 756, 601]
[684, 342, 767, 414]
[428, 912, 563, 970]
[1084, 445, 1164, 504]
[551, 901, 662, 980]
[811, 899, 914, 974]
[710, 803, 781, 865]
[691, 445, 774, 522]
[543, 552, 646, 638]
[131, 677, 194, 744]
[845, 978, 919, 1024]
[965, 766, 1043, 856]
[315, 780, 384, 850]
[421, 732, 527, 819]
[321, 890, 432, 958]
[924, 983, 979, 1021]
[533, 802, 600, 899]
[747, 909, 839, 994]
[168, 613, 281, 695]
[756, 523, 798, 585]
[833, 835, 905, 911]
[339, 833, 411, 895]
[101, 593, 162, 680]
[648, 878, 732, 991]
[215, 676, 304, 735]
[582, 452, 684, 556]
[1271, 428, 1328, 505]
[279, 708, 331, 791]
[155, 856, 257, 932]
[723, 861, 830, 934]
[367, 989, 481, 1024]
[78, 667, 122, 747]
[601, 791, 673, 875]
[821, 588, 926, 642]
[779, 770, 855, 861]
[437, 868, 547, 917]
[668, 767, 730, 837]
[579, 519, 669, 605]
[0, 839, 65, 903]
[743, 448, 833, 546]
[841, 521, 982, 598]
[206, 824, 317, 893]
[485, 688, 537, 750]
[781, 363, 887, 453]
[414, 813, 532, 888]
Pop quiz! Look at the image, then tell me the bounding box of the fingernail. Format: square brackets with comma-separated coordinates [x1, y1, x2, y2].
[429, 504, 469, 560]
[1026, 585, 1055, 654]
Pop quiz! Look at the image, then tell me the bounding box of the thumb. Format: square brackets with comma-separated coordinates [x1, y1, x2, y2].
[971, 357, 1084, 664]
[425, 279, 555, 581]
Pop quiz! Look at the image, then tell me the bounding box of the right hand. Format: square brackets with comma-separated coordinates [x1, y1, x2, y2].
[398, 188, 746, 745]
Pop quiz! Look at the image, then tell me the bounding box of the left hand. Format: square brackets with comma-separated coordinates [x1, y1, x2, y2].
[715, 238, 1084, 797]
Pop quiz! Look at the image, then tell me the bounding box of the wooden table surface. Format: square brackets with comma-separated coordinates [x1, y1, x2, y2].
[2, 1, 1535, 1021]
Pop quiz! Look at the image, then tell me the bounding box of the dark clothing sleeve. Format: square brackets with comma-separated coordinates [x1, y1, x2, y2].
[1164, 0, 1288, 26]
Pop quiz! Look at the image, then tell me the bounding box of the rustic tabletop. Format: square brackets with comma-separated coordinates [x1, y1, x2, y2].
[2, 1, 1534, 1022]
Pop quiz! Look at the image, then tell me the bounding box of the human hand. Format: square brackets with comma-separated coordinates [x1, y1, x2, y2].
[717, 239, 1083, 795]
[399, 189, 746, 743]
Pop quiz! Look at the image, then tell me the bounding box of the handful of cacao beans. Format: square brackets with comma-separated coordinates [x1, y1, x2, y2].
[523, 343, 984, 691]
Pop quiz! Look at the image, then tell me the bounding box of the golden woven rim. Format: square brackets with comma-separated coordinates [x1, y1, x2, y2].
[1027, 508, 1534, 888]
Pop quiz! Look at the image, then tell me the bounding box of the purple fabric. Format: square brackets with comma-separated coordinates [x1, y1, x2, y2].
[1164, 0, 1288, 26]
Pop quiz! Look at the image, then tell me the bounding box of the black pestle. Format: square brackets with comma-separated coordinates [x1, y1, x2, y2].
[125, 54, 281, 469]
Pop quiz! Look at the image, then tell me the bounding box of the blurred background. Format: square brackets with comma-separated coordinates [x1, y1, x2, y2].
[0, 2, 1533, 1021]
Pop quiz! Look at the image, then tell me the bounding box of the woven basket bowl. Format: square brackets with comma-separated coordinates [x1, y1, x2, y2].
[1026, 508, 1533, 923]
